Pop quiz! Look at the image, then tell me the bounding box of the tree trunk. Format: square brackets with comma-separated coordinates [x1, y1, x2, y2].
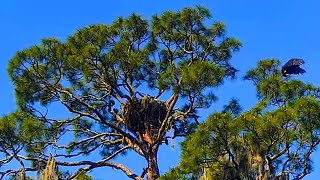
[146, 146, 160, 180]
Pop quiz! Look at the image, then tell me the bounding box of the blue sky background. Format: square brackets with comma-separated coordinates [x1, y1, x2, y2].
[1, 0, 320, 179]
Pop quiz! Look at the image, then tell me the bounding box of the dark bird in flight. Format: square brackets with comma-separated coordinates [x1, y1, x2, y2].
[282, 58, 306, 77]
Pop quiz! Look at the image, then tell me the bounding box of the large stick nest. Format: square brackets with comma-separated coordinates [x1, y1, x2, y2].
[121, 96, 168, 142]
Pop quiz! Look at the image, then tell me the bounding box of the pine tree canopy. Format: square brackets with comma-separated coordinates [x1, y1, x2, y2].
[2, 6, 241, 179]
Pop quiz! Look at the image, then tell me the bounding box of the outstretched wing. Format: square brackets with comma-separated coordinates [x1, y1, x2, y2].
[291, 66, 306, 74]
[283, 58, 305, 67]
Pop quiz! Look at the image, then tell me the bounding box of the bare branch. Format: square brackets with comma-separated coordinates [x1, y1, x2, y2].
[157, 94, 179, 139]
[0, 167, 36, 180]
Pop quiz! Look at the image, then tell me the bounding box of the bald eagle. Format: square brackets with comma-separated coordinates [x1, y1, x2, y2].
[282, 58, 306, 77]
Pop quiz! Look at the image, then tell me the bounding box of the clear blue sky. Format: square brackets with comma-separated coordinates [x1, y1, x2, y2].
[1, 0, 320, 179]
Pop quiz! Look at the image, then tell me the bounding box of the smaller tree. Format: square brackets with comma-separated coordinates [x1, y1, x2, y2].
[0, 112, 47, 179]
[162, 59, 320, 180]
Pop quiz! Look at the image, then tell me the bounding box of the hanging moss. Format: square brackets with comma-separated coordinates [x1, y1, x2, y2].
[42, 155, 58, 180]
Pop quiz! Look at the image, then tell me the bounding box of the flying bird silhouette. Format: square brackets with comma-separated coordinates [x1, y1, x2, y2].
[282, 58, 306, 77]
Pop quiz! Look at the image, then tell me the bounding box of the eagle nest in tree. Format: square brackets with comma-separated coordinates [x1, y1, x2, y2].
[121, 96, 168, 143]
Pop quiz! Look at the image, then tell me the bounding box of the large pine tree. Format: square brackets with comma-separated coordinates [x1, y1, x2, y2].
[1, 6, 241, 179]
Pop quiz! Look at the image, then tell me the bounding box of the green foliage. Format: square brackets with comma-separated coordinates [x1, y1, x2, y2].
[181, 61, 225, 90]
[223, 98, 242, 116]
[0, 112, 46, 147]
[152, 6, 241, 94]
[74, 170, 95, 180]
[160, 167, 197, 180]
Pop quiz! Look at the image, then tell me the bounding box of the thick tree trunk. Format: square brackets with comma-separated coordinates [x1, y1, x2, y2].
[146, 147, 160, 180]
